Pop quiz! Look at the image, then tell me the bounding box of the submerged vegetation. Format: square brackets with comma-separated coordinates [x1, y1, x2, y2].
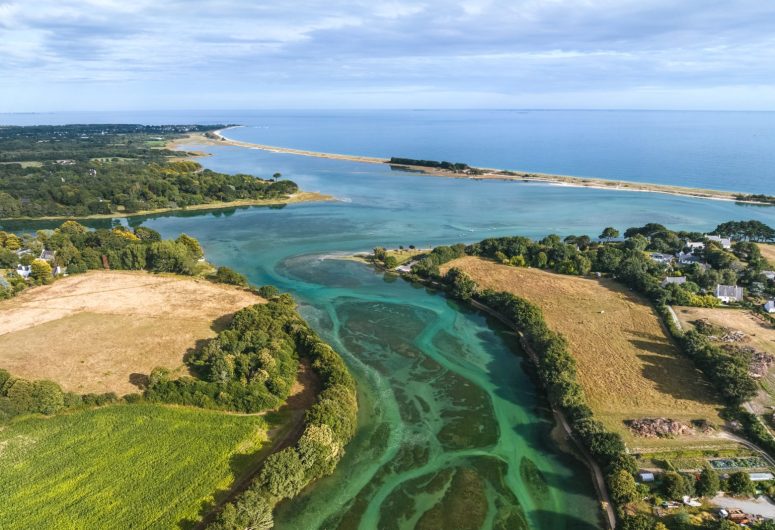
[0, 124, 298, 218]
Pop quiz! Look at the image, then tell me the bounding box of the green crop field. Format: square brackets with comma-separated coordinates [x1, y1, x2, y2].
[0, 404, 267, 529]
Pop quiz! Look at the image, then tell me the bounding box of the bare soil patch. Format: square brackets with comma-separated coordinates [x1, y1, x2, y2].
[441, 257, 727, 448]
[0, 271, 262, 394]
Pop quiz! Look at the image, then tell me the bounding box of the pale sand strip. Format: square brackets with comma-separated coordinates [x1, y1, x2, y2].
[170, 126, 772, 206]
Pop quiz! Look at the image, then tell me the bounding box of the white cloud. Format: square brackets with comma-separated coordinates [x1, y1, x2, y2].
[1, 0, 775, 109]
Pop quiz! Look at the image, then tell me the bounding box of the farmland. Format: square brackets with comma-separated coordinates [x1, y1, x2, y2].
[440, 256, 728, 449]
[0, 404, 268, 529]
[674, 306, 775, 411]
[757, 243, 775, 266]
[0, 271, 261, 394]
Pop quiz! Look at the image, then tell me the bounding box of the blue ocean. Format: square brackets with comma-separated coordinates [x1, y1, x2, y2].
[4, 109, 775, 193]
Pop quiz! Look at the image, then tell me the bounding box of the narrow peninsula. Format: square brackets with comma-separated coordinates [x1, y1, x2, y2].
[177, 127, 775, 206]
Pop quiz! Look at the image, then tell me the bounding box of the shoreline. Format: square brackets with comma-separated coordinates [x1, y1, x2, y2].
[180, 127, 773, 206]
[0, 192, 333, 221]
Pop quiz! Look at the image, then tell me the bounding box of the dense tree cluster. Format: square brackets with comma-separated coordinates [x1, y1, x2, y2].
[209, 302, 357, 530]
[0, 159, 298, 218]
[0, 124, 297, 218]
[681, 331, 758, 404]
[145, 299, 301, 412]
[0, 124, 225, 162]
[411, 244, 467, 276]
[388, 157, 475, 173]
[712, 220, 775, 242]
[0, 221, 207, 299]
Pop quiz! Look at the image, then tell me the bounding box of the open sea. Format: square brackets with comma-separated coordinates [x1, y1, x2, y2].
[3, 109, 775, 193]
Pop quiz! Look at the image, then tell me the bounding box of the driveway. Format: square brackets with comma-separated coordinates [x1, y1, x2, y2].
[712, 494, 775, 519]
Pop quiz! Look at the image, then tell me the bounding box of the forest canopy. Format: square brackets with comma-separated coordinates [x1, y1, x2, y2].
[0, 124, 297, 218]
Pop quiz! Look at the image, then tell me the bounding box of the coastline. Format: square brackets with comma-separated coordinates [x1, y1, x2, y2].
[0, 191, 333, 221]
[185, 127, 773, 206]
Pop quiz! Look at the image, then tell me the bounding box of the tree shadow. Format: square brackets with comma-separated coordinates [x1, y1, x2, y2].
[183, 338, 213, 366]
[211, 312, 236, 333]
[128, 372, 149, 390]
[632, 340, 721, 407]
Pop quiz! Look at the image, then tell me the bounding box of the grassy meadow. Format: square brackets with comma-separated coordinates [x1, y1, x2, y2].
[441, 257, 729, 450]
[0, 404, 267, 529]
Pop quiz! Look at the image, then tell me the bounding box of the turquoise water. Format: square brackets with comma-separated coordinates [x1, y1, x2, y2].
[4, 111, 775, 529]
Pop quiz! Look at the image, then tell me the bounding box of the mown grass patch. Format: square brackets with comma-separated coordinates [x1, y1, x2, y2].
[0, 404, 267, 529]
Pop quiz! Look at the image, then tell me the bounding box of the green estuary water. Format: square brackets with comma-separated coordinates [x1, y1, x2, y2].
[8, 139, 775, 529]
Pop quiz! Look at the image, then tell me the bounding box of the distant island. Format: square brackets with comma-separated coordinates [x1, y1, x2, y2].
[183, 126, 775, 206]
[0, 124, 330, 220]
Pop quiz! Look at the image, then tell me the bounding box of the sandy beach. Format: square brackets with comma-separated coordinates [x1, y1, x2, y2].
[169, 127, 774, 206]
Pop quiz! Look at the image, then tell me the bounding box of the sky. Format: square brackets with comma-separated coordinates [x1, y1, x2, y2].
[2, 0, 775, 111]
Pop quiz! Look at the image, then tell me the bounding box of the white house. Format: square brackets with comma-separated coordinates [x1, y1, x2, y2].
[764, 301, 775, 313]
[661, 276, 687, 287]
[15, 264, 31, 279]
[715, 284, 744, 303]
[685, 241, 705, 250]
[763, 271, 775, 281]
[677, 251, 703, 265]
[650, 253, 674, 264]
[707, 235, 732, 249]
[638, 472, 655, 483]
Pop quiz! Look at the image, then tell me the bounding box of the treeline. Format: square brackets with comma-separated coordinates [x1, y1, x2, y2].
[0, 159, 297, 218]
[388, 157, 476, 173]
[735, 193, 775, 206]
[0, 124, 224, 162]
[0, 220, 250, 302]
[0, 369, 120, 421]
[208, 304, 358, 530]
[712, 220, 775, 242]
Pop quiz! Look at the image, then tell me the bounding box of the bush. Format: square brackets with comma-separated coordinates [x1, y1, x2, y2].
[211, 266, 248, 287]
[727, 471, 754, 496]
[256, 285, 280, 299]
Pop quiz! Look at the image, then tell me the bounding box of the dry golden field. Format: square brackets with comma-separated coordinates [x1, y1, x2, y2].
[673, 306, 775, 356]
[0, 271, 261, 394]
[441, 257, 728, 448]
[757, 243, 775, 266]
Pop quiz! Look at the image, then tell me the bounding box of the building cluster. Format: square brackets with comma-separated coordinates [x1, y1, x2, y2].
[650, 235, 774, 305]
[11, 248, 64, 281]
